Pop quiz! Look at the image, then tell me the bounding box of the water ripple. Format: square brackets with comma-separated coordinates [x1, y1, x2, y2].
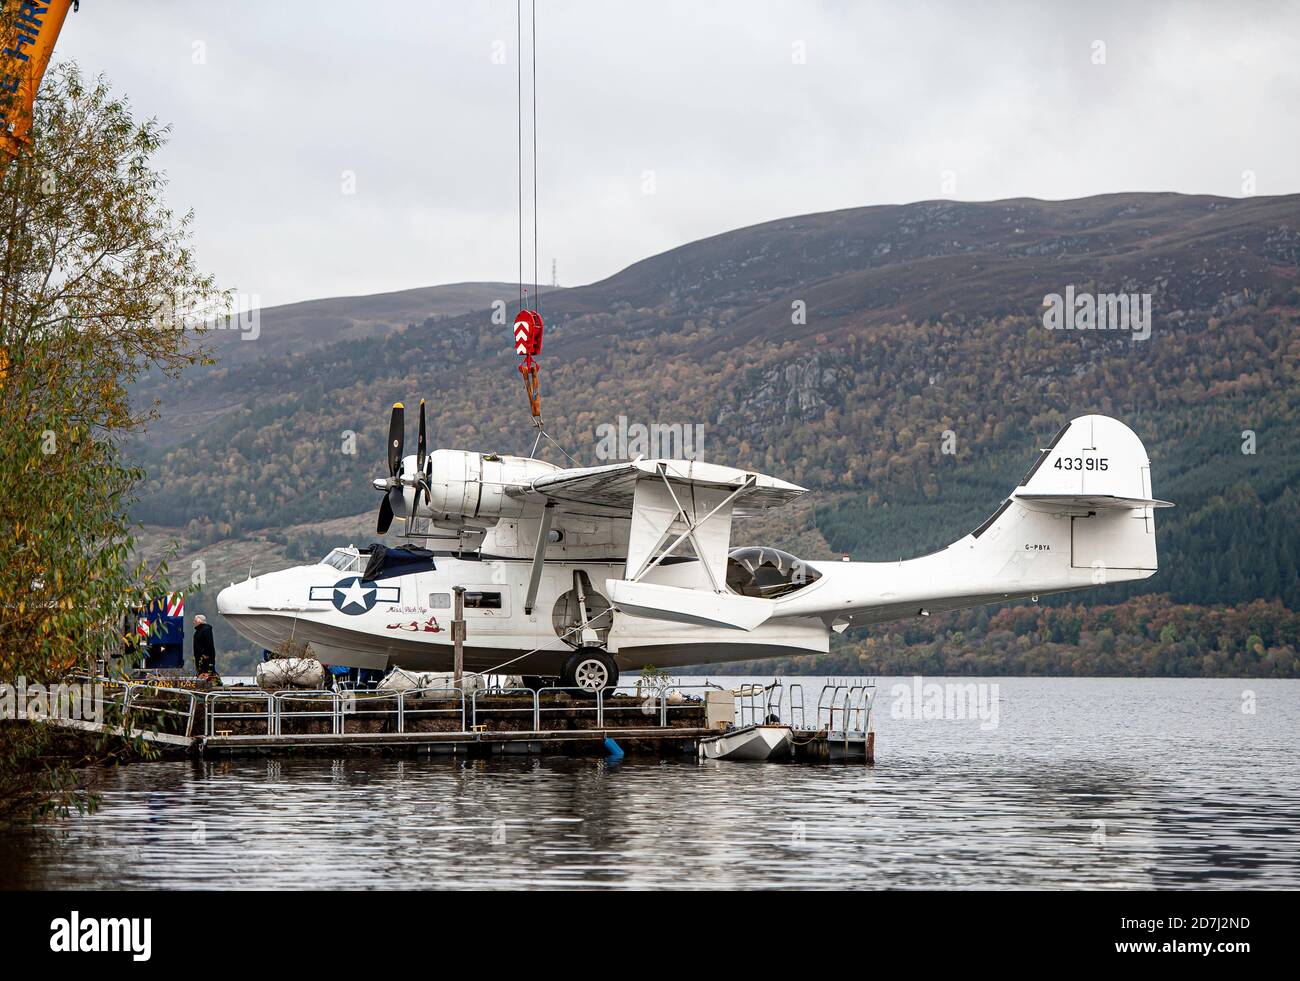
[2, 678, 1297, 889]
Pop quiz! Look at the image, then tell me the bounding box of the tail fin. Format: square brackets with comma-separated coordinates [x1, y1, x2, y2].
[1009, 414, 1168, 575]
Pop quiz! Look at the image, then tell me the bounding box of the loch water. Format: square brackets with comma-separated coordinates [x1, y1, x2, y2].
[3, 677, 1297, 890]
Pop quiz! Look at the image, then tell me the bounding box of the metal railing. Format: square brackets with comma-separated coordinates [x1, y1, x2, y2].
[192, 683, 723, 739]
[206, 686, 470, 737]
[272, 690, 345, 736]
[816, 680, 876, 735]
[394, 687, 466, 733]
[471, 686, 540, 729]
[788, 683, 807, 729]
[56, 676, 736, 741]
[617, 681, 725, 728]
[63, 676, 201, 738]
[207, 690, 273, 736]
[735, 681, 784, 728]
[601, 683, 670, 729]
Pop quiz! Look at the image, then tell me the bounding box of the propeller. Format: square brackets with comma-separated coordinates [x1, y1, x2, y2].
[376, 399, 434, 533]
[416, 399, 431, 506]
[416, 399, 427, 469]
[377, 489, 396, 534]
[377, 402, 405, 534]
[387, 401, 405, 476]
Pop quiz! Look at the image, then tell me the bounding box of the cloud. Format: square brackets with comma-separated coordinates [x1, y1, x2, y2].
[60, 0, 1300, 307]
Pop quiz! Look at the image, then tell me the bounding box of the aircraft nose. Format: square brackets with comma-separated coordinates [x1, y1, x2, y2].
[217, 581, 247, 616]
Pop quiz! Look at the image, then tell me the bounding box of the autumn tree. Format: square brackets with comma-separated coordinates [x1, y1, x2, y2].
[0, 65, 220, 819]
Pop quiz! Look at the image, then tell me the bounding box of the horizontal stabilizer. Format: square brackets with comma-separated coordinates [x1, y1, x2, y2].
[606, 579, 773, 631]
[1014, 493, 1174, 513]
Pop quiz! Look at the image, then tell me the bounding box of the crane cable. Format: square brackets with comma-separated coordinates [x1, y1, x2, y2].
[516, 0, 542, 430]
[531, 0, 539, 319]
[515, 1, 578, 466]
[516, 1, 523, 313]
[516, 0, 540, 317]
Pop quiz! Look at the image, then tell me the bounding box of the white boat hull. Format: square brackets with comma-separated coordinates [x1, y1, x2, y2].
[698, 724, 793, 762]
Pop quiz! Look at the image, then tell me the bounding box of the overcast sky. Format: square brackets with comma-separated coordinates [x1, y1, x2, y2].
[60, 0, 1300, 308]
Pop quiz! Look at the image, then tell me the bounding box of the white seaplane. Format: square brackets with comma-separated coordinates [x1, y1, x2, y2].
[218, 402, 1170, 694]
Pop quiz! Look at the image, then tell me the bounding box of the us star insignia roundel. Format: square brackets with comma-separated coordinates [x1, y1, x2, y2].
[308, 577, 400, 615]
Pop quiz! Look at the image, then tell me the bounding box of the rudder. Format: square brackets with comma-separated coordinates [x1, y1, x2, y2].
[1011, 414, 1167, 577]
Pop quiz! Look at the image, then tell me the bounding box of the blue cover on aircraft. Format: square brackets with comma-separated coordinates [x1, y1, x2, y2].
[362, 544, 437, 581]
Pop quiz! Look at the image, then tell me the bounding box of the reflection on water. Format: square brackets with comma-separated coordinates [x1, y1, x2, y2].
[2, 677, 1297, 889]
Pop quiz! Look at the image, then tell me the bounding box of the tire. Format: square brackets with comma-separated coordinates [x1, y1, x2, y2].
[560, 648, 619, 697]
[521, 675, 550, 693]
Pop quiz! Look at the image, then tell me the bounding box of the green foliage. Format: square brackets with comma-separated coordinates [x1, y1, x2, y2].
[0, 67, 215, 820]
[694, 596, 1299, 678]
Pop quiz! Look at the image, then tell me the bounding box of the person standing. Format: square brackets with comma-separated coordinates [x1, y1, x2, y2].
[193, 614, 217, 676]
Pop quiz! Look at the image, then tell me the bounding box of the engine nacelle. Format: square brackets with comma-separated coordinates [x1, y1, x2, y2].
[413, 449, 556, 527]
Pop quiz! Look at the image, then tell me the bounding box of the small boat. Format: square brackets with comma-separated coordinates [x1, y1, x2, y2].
[698, 722, 793, 761]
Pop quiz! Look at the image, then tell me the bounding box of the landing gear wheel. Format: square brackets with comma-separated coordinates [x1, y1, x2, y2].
[521, 676, 550, 693]
[561, 649, 618, 698]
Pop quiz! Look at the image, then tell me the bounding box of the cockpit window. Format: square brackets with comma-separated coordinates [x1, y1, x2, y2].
[321, 549, 363, 573]
[726, 547, 821, 599]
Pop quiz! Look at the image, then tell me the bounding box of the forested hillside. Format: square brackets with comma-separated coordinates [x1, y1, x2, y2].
[129, 193, 1300, 675]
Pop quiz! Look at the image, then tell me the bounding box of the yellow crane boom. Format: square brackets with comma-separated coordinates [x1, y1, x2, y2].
[1, 0, 78, 161]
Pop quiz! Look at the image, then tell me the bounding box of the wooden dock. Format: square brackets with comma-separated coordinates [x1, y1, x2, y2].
[791, 729, 876, 764]
[201, 726, 712, 757]
[41, 676, 875, 763]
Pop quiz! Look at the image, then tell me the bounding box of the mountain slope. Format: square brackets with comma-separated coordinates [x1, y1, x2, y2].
[128, 193, 1300, 671]
[138, 280, 523, 446]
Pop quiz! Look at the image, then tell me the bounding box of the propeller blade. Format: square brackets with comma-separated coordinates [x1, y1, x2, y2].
[377, 492, 394, 534]
[417, 399, 427, 471]
[387, 402, 405, 476]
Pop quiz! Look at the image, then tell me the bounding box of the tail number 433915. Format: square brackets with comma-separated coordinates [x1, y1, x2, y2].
[1054, 457, 1109, 471]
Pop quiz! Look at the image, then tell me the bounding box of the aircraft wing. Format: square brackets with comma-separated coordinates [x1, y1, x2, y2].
[530, 460, 805, 627]
[529, 459, 805, 517]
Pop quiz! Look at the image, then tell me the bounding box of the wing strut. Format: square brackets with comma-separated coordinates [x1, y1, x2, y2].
[523, 501, 555, 615]
[628, 469, 755, 589]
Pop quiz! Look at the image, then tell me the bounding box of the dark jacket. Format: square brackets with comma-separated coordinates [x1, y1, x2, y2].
[193, 622, 216, 673]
